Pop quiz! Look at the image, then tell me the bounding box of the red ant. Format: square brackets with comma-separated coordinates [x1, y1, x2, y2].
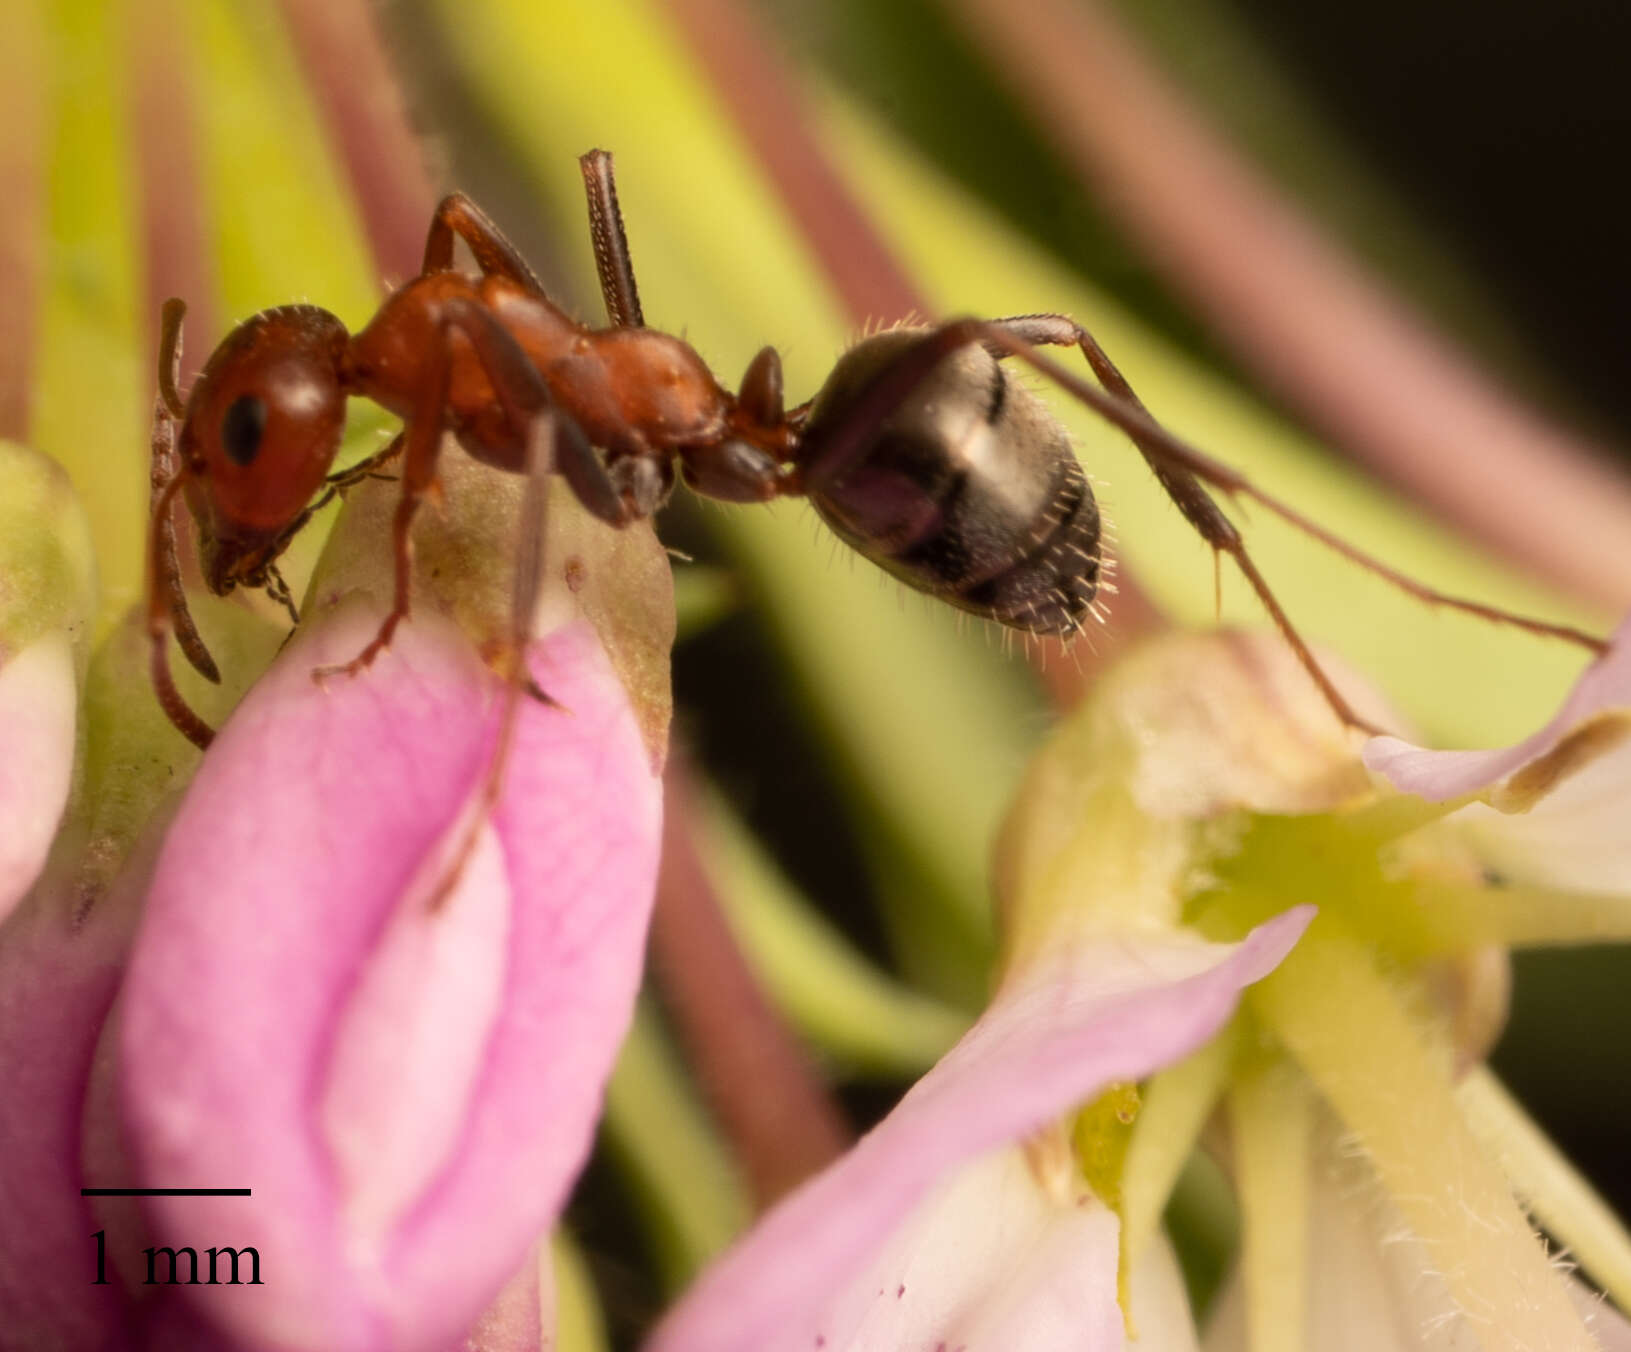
[147, 149, 1606, 753]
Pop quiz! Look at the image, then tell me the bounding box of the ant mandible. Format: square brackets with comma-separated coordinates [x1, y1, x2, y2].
[146, 149, 1607, 752]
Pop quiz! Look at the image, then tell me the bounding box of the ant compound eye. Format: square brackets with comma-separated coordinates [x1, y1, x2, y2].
[179, 305, 348, 538]
[221, 394, 269, 467]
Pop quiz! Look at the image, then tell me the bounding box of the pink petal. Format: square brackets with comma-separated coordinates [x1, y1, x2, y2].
[810, 1146, 1123, 1352]
[319, 812, 513, 1254]
[646, 908, 1312, 1352]
[0, 838, 153, 1348]
[461, 1244, 547, 1352]
[1574, 1292, 1631, 1352]
[119, 606, 660, 1352]
[1364, 615, 1631, 803]
[0, 633, 77, 922]
[1445, 733, 1631, 894]
[121, 1242, 549, 1351]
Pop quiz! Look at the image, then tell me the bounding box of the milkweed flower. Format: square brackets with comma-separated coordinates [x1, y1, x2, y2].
[645, 905, 1310, 1352]
[54, 451, 676, 1351]
[648, 624, 1631, 1352]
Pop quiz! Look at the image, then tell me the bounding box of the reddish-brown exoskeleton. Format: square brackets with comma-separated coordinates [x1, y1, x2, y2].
[147, 149, 1605, 751]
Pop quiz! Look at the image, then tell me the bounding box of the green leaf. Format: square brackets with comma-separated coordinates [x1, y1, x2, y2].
[601, 1000, 752, 1291]
[694, 785, 968, 1074]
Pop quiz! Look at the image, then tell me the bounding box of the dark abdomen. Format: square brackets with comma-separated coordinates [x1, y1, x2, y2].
[799, 332, 1102, 636]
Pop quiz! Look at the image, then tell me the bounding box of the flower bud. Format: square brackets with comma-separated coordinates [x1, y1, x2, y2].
[0, 440, 95, 919]
[114, 452, 673, 1349]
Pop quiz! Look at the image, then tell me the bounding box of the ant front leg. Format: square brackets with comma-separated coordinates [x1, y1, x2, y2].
[312, 351, 461, 682]
[315, 297, 627, 683]
[420, 193, 547, 293]
[323, 434, 406, 493]
[252, 437, 412, 635]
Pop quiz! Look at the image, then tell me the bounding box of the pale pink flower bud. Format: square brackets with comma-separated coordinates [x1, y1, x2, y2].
[112, 604, 661, 1350]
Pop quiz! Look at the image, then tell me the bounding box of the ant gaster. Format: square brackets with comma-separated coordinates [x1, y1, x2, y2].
[148, 150, 1606, 753]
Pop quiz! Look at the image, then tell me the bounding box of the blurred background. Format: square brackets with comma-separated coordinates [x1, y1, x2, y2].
[8, 0, 1629, 1340]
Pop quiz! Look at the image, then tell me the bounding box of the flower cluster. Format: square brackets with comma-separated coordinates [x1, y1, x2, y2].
[0, 447, 674, 1348]
[5, 1, 1631, 1343]
[647, 625, 1631, 1352]
[6, 422, 1631, 1351]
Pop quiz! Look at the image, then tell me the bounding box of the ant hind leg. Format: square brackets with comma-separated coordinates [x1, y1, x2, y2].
[979, 315, 1607, 719]
[421, 408, 561, 912]
[983, 313, 1376, 729]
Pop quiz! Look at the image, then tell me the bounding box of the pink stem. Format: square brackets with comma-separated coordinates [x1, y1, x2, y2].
[652, 757, 852, 1209]
[277, 0, 437, 285]
[663, 0, 932, 330]
[952, 0, 1631, 611]
[125, 0, 217, 584]
[126, 0, 217, 391]
[662, 0, 1171, 702]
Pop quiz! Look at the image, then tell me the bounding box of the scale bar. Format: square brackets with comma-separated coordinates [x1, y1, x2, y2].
[81, 1188, 252, 1197]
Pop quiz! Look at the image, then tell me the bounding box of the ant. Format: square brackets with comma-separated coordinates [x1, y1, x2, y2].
[147, 149, 1606, 754]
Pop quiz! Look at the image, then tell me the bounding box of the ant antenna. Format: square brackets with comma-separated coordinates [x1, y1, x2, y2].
[146, 300, 221, 751]
[157, 298, 188, 420]
[147, 470, 217, 750]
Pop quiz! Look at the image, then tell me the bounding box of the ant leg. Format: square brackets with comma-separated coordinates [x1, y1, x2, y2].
[156, 297, 188, 419]
[980, 315, 1607, 656]
[608, 453, 675, 517]
[263, 564, 301, 627]
[423, 409, 560, 912]
[311, 350, 453, 682]
[798, 317, 1381, 726]
[977, 313, 1368, 727]
[323, 434, 405, 492]
[578, 150, 645, 328]
[442, 298, 635, 528]
[266, 432, 409, 580]
[420, 192, 548, 293]
[316, 298, 625, 680]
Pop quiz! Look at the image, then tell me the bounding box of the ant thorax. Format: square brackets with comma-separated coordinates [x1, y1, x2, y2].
[799, 329, 1102, 636]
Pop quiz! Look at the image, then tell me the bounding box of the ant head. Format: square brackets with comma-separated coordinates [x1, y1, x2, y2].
[176, 305, 351, 594]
